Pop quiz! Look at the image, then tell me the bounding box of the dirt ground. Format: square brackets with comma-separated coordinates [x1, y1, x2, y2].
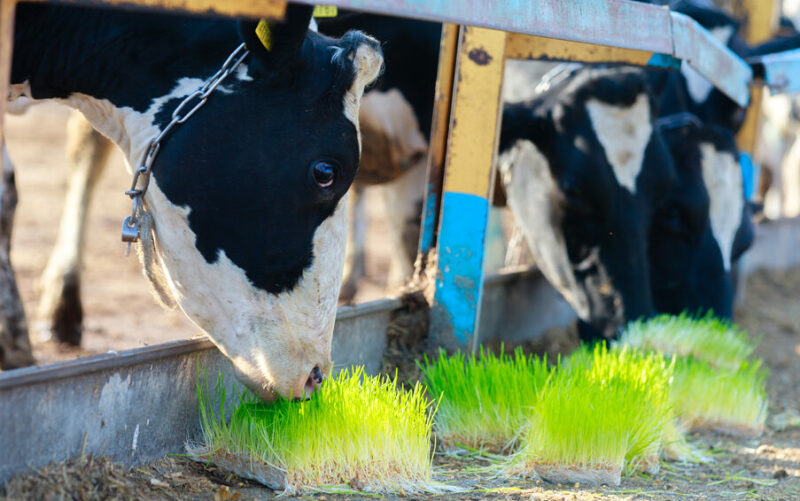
[3, 102, 392, 366]
[3, 103, 800, 500]
[4, 267, 800, 500]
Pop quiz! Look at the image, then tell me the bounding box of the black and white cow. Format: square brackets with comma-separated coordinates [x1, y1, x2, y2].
[4, 3, 383, 401]
[498, 67, 675, 342]
[649, 119, 754, 317]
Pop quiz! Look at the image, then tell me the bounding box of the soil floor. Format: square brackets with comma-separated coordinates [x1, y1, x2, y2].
[3, 104, 800, 500]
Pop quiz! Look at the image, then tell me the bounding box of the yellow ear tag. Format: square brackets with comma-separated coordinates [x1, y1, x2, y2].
[313, 5, 338, 18]
[255, 20, 273, 51]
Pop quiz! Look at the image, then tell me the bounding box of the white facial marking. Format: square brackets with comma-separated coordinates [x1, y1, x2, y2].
[586, 94, 651, 194]
[144, 179, 346, 398]
[499, 140, 591, 320]
[342, 40, 383, 152]
[681, 26, 735, 105]
[699, 143, 743, 271]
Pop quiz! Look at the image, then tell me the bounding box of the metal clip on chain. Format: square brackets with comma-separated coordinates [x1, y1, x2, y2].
[122, 43, 249, 254]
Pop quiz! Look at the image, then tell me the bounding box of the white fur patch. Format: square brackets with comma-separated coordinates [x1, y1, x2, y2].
[586, 94, 652, 194]
[342, 40, 383, 152]
[681, 26, 735, 105]
[699, 142, 743, 270]
[145, 179, 345, 399]
[499, 140, 591, 320]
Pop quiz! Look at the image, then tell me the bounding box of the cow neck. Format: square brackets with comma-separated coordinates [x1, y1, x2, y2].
[11, 3, 242, 113]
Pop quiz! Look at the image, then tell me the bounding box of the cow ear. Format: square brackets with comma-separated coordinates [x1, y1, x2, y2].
[240, 4, 314, 75]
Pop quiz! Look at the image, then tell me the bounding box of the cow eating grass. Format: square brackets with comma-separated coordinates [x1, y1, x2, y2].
[498, 67, 675, 342]
[3, 3, 383, 402]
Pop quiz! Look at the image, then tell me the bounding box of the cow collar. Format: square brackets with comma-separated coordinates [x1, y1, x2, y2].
[121, 42, 249, 250]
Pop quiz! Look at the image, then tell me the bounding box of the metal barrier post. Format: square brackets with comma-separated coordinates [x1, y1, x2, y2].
[417, 23, 459, 259]
[736, 0, 779, 200]
[430, 26, 507, 352]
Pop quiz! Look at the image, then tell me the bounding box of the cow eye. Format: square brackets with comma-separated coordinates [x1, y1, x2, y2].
[311, 161, 336, 188]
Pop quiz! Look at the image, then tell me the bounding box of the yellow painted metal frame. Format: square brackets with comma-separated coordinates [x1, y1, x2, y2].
[736, 0, 779, 155]
[430, 26, 507, 349]
[506, 32, 662, 66]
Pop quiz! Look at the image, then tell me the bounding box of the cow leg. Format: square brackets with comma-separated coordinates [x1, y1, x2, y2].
[381, 162, 426, 292]
[339, 184, 367, 302]
[35, 111, 111, 345]
[0, 145, 34, 369]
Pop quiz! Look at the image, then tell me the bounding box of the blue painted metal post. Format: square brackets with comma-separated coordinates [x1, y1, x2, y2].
[418, 24, 459, 258]
[430, 26, 508, 351]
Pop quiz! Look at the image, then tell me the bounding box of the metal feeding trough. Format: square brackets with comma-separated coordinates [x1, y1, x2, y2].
[0, 269, 574, 483]
[2, 0, 800, 488]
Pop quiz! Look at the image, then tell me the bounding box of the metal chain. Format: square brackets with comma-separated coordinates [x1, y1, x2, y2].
[122, 42, 250, 252]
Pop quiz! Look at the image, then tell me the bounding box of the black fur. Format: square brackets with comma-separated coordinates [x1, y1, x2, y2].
[12, 3, 380, 294]
[501, 68, 675, 342]
[650, 123, 753, 318]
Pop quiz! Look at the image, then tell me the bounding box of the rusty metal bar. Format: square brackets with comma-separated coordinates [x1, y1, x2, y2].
[750, 49, 800, 95]
[670, 11, 751, 106]
[417, 23, 459, 257]
[430, 26, 507, 351]
[290, 0, 750, 105]
[505, 32, 679, 70]
[33, 0, 287, 19]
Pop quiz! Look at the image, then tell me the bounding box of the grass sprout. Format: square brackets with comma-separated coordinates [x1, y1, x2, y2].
[419, 347, 551, 452]
[508, 345, 674, 486]
[192, 367, 444, 494]
[671, 357, 768, 437]
[619, 313, 755, 370]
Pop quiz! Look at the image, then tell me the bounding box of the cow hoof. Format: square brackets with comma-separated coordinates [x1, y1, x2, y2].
[37, 277, 83, 346]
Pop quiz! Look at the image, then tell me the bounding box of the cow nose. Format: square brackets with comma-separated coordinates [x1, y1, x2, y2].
[312, 366, 324, 384]
[294, 366, 325, 401]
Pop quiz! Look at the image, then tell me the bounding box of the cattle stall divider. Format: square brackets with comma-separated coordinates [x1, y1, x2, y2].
[0, 0, 799, 481]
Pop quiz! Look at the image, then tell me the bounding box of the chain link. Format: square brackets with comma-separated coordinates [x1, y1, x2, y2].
[122, 43, 249, 251]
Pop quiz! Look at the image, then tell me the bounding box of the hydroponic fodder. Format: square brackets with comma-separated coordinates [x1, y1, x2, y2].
[191, 367, 446, 494]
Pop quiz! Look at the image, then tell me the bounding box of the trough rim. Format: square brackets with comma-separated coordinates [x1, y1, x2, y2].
[0, 268, 538, 391]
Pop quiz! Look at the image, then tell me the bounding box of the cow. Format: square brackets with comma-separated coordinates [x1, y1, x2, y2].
[498, 66, 675, 342]
[649, 115, 754, 318]
[4, 3, 384, 402]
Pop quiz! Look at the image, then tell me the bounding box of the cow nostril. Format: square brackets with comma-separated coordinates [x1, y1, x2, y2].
[311, 366, 324, 384]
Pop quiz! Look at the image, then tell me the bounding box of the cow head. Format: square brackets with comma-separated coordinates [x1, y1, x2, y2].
[141, 7, 383, 400]
[650, 123, 754, 318]
[499, 67, 674, 342]
[664, 1, 748, 132]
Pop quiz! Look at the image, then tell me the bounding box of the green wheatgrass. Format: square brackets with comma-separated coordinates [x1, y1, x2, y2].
[619, 312, 755, 370]
[194, 367, 441, 494]
[509, 345, 673, 485]
[670, 356, 768, 437]
[419, 346, 551, 452]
